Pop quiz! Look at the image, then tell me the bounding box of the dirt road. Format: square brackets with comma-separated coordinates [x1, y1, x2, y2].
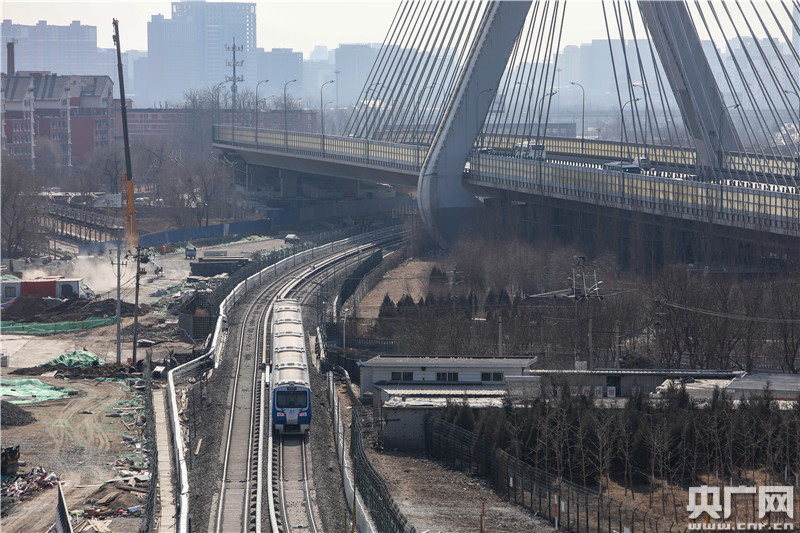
[1, 377, 143, 533]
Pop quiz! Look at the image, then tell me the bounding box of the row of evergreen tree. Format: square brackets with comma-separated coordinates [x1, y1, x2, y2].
[442, 385, 800, 497]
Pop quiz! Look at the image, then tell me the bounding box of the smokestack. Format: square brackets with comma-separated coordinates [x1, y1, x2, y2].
[6, 42, 14, 76]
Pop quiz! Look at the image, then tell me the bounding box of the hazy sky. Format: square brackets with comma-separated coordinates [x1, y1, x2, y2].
[2, 0, 619, 58]
[3, 0, 407, 56]
[3, 1, 791, 59]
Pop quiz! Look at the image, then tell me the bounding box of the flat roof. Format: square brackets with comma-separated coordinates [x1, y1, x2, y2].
[531, 369, 740, 378]
[376, 383, 508, 398]
[727, 372, 800, 395]
[361, 356, 537, 369]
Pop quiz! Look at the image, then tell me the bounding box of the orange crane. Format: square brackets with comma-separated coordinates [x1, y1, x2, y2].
[113, 19, 137, 248]
[113, 19, 144, 365]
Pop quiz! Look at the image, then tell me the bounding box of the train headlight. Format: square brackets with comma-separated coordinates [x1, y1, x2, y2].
[275, 412, 286, 418]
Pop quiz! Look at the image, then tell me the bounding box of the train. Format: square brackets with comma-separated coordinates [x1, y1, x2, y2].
[270, 298, 312, 434]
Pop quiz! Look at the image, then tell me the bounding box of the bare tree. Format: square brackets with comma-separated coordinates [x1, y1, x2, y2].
[1, 155, 47, 257]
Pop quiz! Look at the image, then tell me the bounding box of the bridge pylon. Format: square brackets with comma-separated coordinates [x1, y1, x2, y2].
[418, 0, 532, 246]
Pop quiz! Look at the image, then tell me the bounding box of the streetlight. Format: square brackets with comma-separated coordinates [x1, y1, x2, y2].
[784, 90, 800, 178]
[414, 83, 441, 146]
[784, 89, 800, 121]
[476, 88, 494, 149]
[255, 79, 269, 146]
[320, 79, 335, 140]
[213, 81, 227, 126]
[283, 79, 297, 150]
[632, 82, 648, 159]
[717, 102, 740, 170]
[620, 97, 641, 160]
[570, 81, 585, 149]
[515, 81, 532, 140]
[535, 91, 557, 142]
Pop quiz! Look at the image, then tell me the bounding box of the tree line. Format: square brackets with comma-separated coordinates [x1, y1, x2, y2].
[441, 386, 800, 509]
[370, 238, 800, 372]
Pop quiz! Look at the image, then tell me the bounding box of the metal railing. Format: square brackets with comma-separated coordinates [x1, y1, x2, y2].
[466, 155, 800, 237]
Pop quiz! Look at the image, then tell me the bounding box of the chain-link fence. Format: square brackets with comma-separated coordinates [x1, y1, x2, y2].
[351, 411, 417, 533]
[425, 417, 685, 533]
[142, 358, 159, 532]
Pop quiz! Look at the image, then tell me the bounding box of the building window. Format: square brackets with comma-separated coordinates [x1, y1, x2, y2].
[4, 286, 17, 299]
[481, 372, 504, 382]
[437, 372, 458, 382]
[390, 371, 413, 381]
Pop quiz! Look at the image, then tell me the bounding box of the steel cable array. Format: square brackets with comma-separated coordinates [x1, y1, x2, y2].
[345, 0, 800, 185]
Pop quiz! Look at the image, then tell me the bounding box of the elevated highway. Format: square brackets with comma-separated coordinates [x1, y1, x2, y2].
[213, 125, 800, 243]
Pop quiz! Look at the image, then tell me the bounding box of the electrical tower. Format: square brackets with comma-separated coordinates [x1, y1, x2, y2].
[226, 37, 244, 123]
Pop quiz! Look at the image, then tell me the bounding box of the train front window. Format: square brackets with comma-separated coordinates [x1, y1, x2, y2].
[276, 390, 308, 408]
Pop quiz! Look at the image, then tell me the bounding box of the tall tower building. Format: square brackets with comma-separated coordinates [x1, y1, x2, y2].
[144, 0, 256, 105]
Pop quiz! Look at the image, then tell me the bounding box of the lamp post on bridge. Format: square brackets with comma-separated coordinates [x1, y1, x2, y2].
[320, 79, 335, 155]
[535, 91, 556, 142]
[283, 79, 297, 151]
[213, 81, 227, 127]
[717, 102, 740, 172]
[514, 81, 532, 142]
[570, 82, 585, 150]
[784, 90, 800, 178]
[414, 83, 441, 146]
[620, 98, 640, 160]
[476, 88, 494, 149]
[632, 82, 648, 160]
[254, 79, 269, 147]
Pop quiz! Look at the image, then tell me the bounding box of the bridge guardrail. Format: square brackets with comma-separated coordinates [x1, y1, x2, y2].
[466, 155, 800, 237]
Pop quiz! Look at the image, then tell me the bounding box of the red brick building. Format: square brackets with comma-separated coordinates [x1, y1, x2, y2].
[1, 71, 114, 168]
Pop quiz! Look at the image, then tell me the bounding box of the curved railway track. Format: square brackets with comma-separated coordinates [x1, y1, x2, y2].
[209, 232, 403, 533]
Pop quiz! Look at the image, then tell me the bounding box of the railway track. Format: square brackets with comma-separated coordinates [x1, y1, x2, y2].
[273, 434, 318, 532]
[208, 231, 403, 533]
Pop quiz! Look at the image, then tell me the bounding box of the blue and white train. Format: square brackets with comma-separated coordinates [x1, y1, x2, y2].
[270, 298, 312, 434]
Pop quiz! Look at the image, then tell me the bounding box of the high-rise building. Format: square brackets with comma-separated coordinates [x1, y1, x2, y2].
[142, 1, 257, 105]
[333, 44, 380, 108]
[1, 19, 118, 81]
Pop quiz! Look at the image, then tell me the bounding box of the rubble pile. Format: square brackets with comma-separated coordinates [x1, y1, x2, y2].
[3, 468, 60, 498]
[0, 401, 37, 427]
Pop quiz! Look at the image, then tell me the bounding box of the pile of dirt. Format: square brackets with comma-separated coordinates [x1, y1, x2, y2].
[10, 362, 133, 377]
[8, 297, 140, 323]
[0, 401, 37, 427]
[1, 294, 56, 321]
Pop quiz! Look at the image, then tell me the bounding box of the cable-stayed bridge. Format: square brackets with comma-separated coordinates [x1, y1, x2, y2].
[213, 0, 800, 266]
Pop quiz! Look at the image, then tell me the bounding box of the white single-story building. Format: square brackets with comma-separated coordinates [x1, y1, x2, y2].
[358, 355, 539, 398]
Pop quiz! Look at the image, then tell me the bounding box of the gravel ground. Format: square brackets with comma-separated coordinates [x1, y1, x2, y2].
[304, 359, 349, 532]
[183, 319, 238, 531]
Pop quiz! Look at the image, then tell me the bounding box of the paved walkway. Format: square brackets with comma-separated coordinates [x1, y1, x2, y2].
[154, 387, 177, 533]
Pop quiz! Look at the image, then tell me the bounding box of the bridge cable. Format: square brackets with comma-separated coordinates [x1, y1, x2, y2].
[342, 0, 409, 137]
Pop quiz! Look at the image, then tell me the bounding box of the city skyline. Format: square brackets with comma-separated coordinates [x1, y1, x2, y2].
[3, 1, 631, 58]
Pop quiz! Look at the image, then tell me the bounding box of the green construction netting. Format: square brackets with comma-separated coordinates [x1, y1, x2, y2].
[0, 315, 117, 335]
[0, 378, 77, 404]
[37, 350, 106, 368]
